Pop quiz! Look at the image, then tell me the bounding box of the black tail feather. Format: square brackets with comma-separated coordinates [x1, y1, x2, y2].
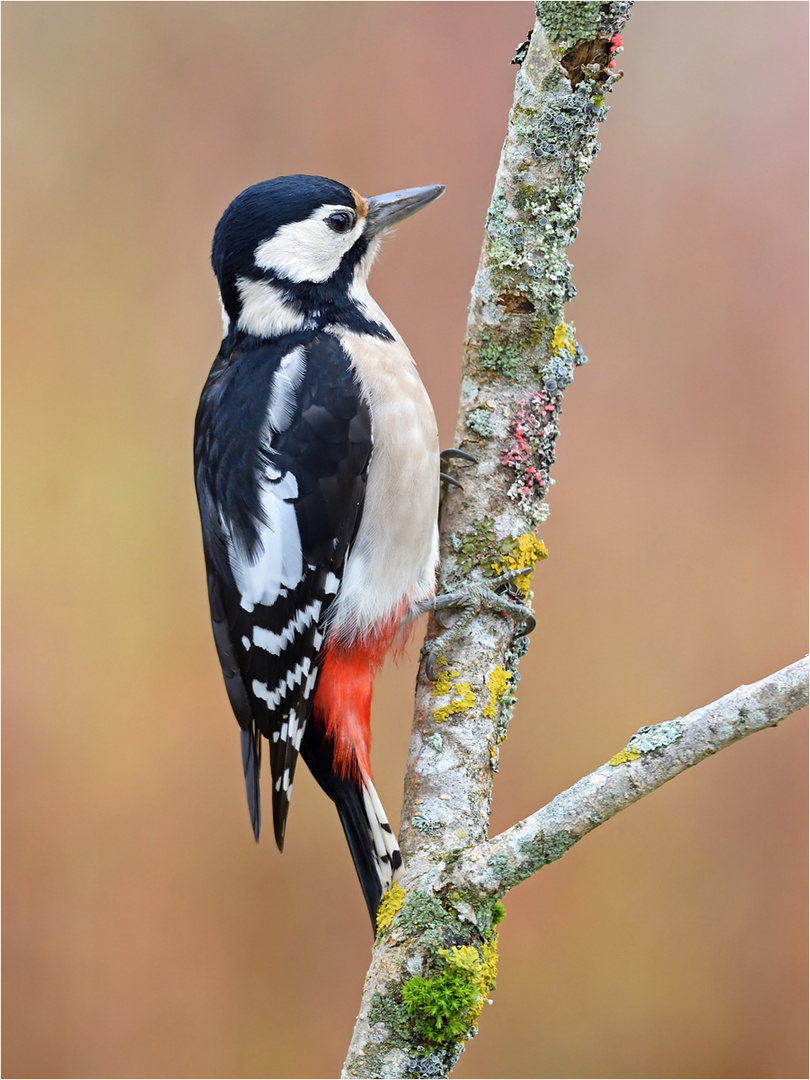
[301, 722, 395, 933]
[241, 726, 262, 842]
[334, 783, 386, 930]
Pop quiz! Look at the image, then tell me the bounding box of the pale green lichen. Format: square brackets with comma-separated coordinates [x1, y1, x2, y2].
[609, 719, 685, 765]
[478, 330, 522, 379]
[397, 892, 454, 937]
[629, 719, 685, 752]
[368, 988, 410, 1045]
[466, 407, 496, 438]
[411, 812, 443, 834]
[537, 0, 603, 49]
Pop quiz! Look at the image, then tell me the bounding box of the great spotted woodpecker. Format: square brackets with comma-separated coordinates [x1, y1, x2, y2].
[194, 174, 444, 929]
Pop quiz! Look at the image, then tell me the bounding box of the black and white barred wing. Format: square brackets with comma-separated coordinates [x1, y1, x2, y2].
[194, 334, 372, 848]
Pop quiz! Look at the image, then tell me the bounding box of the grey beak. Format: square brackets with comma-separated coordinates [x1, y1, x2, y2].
[365, 184, 445, 236]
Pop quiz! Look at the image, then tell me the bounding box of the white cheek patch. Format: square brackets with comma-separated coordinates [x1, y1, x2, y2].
[253, 205, 364, 283]
[236, 277, 312, 338]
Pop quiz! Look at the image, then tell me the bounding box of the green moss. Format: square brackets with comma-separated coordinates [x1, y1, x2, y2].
[402, 937, 500, 1045]
[491, 900, 506, 926]
[402, 964, 479, 1044]
[537, 0, 603, 49]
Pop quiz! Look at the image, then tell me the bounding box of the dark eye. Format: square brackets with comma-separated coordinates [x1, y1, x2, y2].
[326, 210, 354, 234]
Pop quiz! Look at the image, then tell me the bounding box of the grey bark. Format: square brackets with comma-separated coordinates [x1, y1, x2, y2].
[341, 4, 807, 1078]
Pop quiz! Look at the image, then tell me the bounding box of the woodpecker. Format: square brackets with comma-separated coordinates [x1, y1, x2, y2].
[194, 174, 444, 929]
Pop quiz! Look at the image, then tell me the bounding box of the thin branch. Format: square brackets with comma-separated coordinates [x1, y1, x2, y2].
[448, 657, 809, 896]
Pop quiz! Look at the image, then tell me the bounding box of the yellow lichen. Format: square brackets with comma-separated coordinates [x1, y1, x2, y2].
[431, 657, 454, 697]
[491, 532, 549, 597]
[480, 933, 499, 996]
[608, 747, 642, 766]
[483, 664, 512, 719]
[433, 679, 476, 724]
[375, 880, 405, 933]
[436, 933, 500, 1030]
[551, 321, 574, 356]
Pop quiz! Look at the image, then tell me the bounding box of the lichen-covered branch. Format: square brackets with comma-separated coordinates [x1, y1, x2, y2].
[446, 657, 809, 897]
[400, 0, 630, 896]
[342, 5, 632, 1078]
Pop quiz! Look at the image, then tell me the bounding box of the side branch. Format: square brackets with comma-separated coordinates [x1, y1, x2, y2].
[449, 657, 809, 896]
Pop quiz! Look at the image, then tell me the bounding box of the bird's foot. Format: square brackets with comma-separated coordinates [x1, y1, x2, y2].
[414, 569, 536, 681]
[439, 448, 477, 492]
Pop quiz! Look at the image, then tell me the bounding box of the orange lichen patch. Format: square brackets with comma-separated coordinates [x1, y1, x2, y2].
[350, 187, 368, 218]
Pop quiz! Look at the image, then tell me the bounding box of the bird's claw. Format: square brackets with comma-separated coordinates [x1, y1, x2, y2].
[439, 448, 477, 496]
[425, 650, 441, 682]
[418, 576, 536, 681]
[439, 472, 464, 491]
[440, 448, 478, 464]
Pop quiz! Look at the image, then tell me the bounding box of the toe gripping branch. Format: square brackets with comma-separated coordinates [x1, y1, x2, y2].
[439, 447, 477, 492]
[414, 569, 537, 682]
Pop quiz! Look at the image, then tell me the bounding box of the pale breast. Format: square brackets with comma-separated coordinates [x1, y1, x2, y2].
[326, 325, 439, 640]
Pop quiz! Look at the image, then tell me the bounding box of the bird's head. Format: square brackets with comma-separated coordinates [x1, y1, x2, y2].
[212, 174, 444, 341]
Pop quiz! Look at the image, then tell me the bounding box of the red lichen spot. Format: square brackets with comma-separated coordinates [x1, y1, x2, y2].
[608, 59, 616, 68]
[610, 33, 623, 52]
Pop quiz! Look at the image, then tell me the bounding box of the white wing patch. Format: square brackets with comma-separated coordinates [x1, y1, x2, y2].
[267, 346, 306, 432]
[253, 204, 365, 284]
[223, 347, 313, 611]
[228, 466, 302, 611]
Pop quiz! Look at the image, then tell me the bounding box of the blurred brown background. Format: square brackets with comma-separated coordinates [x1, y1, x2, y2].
[3, 3, 807, 1078]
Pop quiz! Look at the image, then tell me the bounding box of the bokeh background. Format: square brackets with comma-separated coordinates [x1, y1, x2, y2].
[3, 3, 807, 1078]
